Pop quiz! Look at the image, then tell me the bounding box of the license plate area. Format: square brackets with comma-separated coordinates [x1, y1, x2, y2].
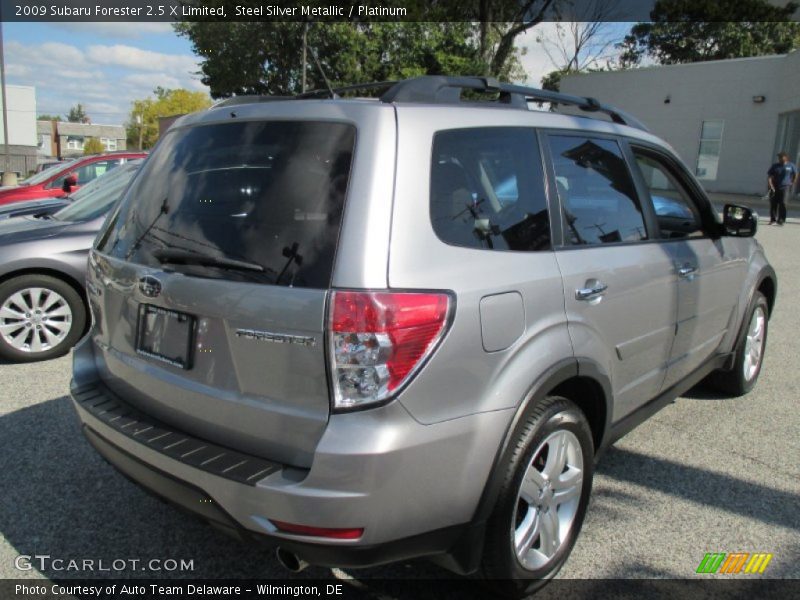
[135, 304, 196, 369]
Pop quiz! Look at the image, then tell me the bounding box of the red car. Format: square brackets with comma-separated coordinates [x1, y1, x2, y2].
[0, 152, 146, 206]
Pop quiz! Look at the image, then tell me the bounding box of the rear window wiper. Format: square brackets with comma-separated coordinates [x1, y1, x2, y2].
[152, 248, 265, 273]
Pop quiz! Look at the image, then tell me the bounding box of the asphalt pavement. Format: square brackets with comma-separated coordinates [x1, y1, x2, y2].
[1, 225, 798, 597]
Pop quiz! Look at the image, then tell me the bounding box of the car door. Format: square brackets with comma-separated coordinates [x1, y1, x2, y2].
[544, 133, 678, 421]
[627, 144, 748, 389]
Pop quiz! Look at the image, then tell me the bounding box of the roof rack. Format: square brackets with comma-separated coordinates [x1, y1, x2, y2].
[378, 76, 649, 131]
[209, 76, 648, 131]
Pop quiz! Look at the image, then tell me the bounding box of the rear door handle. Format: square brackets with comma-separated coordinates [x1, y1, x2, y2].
[575, 282, 608, 301]
[678, 264, 697, 279]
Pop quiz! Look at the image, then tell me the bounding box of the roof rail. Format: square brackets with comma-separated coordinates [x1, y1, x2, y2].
[379, 76, 649, 131]
[207, 76, 648, 131]
[297, 81, 398, 99]
[210, 95, 293, 109]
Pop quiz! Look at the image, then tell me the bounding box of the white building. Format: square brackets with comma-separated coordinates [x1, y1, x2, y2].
[561, 51, 800, 196]
[0, 84, 38, 176]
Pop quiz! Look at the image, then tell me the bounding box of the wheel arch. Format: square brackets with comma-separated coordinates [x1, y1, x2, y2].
[444, 358, 612, 574]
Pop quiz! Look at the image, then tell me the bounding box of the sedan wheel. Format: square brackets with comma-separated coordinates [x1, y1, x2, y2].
[0, 274, 86, 363]
[0, 287, 73, 353]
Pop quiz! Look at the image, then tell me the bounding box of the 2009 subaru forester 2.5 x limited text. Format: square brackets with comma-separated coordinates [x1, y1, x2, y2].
[70, 76, 776, 597]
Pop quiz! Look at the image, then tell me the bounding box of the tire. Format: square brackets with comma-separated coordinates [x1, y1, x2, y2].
[479, 396, 594, 598]
[0, 274, 87, 363]
[705, 291, 768, 397]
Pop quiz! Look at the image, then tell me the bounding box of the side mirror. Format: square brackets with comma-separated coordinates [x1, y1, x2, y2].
[722, 204, 757, 237]
[62, 173, 78, 193]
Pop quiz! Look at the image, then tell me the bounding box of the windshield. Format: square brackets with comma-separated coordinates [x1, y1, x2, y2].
[21, 159, 79, 186]
[53, 161, 142, 222]
[97, 120, 356, 288]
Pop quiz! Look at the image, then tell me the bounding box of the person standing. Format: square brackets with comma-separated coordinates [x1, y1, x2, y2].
[767, 151, 798, 225]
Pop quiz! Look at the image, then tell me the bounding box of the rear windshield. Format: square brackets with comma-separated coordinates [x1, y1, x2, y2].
[97, 121, 356, 288]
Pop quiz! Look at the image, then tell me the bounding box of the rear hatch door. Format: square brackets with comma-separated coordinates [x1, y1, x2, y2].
[88, 118, 357, 467]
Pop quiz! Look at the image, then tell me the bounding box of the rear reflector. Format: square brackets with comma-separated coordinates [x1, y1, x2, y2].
[328, 290, 451, 410]
[270, 520, 364, 540]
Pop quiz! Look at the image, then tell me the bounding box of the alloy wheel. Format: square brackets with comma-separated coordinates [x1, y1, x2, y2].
[743, 306, 766, 382]
[0, 287, 73, 353]
[513, 429, 584, 570]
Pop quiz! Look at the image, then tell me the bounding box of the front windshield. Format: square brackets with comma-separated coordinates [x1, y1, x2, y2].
[53, 162, 141, 222]
[21, 159, 78, 186]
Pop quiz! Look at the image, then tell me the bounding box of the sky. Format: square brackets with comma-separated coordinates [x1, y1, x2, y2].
[4, 22, 207, 126]
[3, 22, 631, 127]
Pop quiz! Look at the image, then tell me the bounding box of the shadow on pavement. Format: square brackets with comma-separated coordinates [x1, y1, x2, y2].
[597, 447, 800, 532]
[2, 396, 797, 597]
[0, 396, 479, 597]
[680, 384, 731, 401]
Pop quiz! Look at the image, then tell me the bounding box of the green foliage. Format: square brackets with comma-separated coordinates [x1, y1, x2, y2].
[67, 104, 88, 123]
[37, 114, 62, 122]
[175, 21, 495, 97]
[174, 5, 561, 99]
[126, 88, 212, 149]
[540, 70, 565, 92]
[619, 0, 800, 66]
[83, 138, 105, 155]
[66, 105, 87, 123]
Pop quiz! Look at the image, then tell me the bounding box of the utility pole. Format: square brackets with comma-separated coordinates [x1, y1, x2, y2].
[137, 113, 144, 151]
[0, 20, 15, 186]
[301, 22, 309, 93]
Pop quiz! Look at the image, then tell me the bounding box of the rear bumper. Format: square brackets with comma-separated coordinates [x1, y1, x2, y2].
[81, 423, 481, 571]
[70, 355, 512, 571]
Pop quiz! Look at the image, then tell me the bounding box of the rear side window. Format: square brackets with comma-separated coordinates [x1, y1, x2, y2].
[98, 121, 355, 288]
[548, 135, 647, 245]
[430, 128, 550, 252]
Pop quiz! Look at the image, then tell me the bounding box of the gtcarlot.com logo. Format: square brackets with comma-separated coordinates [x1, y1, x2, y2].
[14, 554, 195, 573]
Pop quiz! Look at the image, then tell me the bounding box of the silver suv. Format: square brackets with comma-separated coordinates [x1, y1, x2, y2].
[70, 77, 775, 595]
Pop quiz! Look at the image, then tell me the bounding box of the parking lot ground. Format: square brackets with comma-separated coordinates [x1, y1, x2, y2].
[1, 225, 798, 597]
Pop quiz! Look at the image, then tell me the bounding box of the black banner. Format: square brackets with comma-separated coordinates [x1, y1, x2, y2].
[3, 0, 800, 23]
[3, 579, 800, 600]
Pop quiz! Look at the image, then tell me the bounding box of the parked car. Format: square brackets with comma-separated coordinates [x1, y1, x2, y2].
[0, 159, 143, 362]
[69, 77, 776, 597]
[0, 160, 148, 221]
[0, 152, 145, 206]
[0, 196, 71, 220]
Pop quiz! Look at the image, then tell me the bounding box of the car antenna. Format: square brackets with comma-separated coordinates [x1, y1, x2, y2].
[308, 46, 337, 99]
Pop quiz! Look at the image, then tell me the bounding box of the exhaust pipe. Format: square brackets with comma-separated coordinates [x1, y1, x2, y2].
[276, 547, 309, 573]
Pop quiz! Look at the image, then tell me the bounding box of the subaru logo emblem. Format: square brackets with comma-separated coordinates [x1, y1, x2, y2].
[139, 276, 162, 298]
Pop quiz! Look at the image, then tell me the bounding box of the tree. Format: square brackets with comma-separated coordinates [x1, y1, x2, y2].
[83, 138, 105, 155]
[474, 0, 559, 79]
[537, 0, 622, 91]
[176, 20, 496, 98]
[37, 114, 62, 122]
[67, 104, 89, 123]
[126, 88, 212, 149]
[619, 0, 800, 67]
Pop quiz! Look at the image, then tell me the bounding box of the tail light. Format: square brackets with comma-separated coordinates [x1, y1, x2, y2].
[328, 290, 452, 410]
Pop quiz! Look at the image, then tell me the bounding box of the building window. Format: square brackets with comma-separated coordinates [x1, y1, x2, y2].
[66, 136, 85, 150]
[100, 137, 117, 151]
[696, 120, 724, 180]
